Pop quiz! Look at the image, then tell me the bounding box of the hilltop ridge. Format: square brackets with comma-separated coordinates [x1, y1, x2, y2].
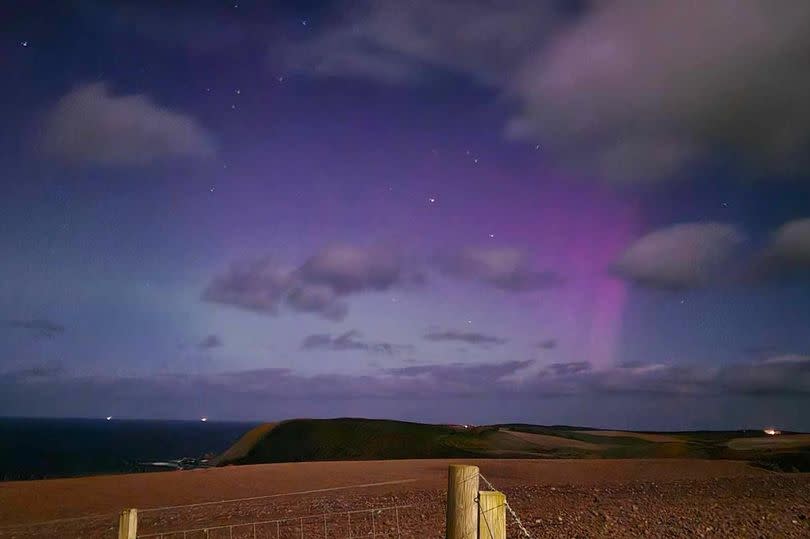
[215, 418, 810, 471]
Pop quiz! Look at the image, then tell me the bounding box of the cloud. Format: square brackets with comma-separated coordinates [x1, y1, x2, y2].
[537, 339, 557, 350]
[203, 246, 416, 321]
[275, 1, 559, 86]
[531, 356, 810, 396]
[611, 223, 744, 289]
[285, 284, 348, 321]
[386, 360, 534, 386]
[297, 245, 410, 294]
[301, 330, 412, 355]
[198, 334, 223, 350]
[716, 354, 810, 395]
[584, 362, 717, 395]
[1, 356, 808, 420]
[424, 329, 506, 346]
[754, 218, 810, 280]
[438, 247, 562, 292]
[545, 361, 590, 376]
[39, 82, 216, 166]
[280, 1, 810, 183]
[3, 319, 65, 339]
[508, 0, 810, 182]
[203, 256, 293, 315]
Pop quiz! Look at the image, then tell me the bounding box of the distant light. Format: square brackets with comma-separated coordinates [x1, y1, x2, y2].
[200, 417, 208, 422]
[763, 428, 780, 435]
[106, 416, 112, 421]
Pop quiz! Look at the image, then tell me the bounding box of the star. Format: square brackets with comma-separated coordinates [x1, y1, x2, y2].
[235, 89, 241, 95]
[428, 197, 436, 203]
[721, 202, 728, 207]
[535, 144, 540, 150]
[489, 233, 495, 238]
[302, 19, 309, 26]
[21, 41, 28, 47]
[473, 158, 479, 164]
[209, 186, 216, 193]
[277, 75, 285, 82]
[231, 104, 237, 110]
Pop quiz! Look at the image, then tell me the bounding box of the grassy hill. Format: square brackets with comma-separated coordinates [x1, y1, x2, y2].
[215, 418, 810, 471]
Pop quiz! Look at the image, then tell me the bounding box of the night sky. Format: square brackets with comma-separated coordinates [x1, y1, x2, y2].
[2, 1, 809, 430]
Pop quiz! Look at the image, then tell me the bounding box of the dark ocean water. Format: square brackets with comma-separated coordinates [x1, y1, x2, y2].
[0, 417, 258, 481]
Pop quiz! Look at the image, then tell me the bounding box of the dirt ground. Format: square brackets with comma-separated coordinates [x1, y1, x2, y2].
[0, 459, 807, 538]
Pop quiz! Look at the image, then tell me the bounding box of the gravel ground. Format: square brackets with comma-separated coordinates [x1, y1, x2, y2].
[0, 461, 807, 538]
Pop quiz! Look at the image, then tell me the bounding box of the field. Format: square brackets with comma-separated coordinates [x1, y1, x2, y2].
[1, 419, 809, 537]
[0, 458, 808, 538]
[215, 419, 810, 471]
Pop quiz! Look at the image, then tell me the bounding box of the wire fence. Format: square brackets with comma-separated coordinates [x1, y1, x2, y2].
[137, 504, 412, 539]
[479, 472, 532, 538]
[133, 470, 534, 539]
[0, 467, 537, 538]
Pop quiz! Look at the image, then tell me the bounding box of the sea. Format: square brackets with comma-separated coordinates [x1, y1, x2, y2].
[0, 417, 258, 481]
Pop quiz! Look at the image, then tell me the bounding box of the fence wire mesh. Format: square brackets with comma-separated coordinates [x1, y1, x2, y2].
[136, 504, 412, 539]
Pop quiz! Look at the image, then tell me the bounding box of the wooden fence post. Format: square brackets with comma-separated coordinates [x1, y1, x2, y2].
[118, 508, 137, 539]
[478, 491, 506, 539]
[446, 465, 479, 539]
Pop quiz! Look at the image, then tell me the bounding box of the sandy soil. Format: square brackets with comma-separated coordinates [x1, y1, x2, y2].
[0, 459, 807, 538]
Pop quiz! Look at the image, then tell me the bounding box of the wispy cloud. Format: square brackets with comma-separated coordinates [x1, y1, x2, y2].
[537, 339, 557, 350]
[302, 330, 412, 355]
[437, 247, 561, 292]
[424, 329, 506, 346]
